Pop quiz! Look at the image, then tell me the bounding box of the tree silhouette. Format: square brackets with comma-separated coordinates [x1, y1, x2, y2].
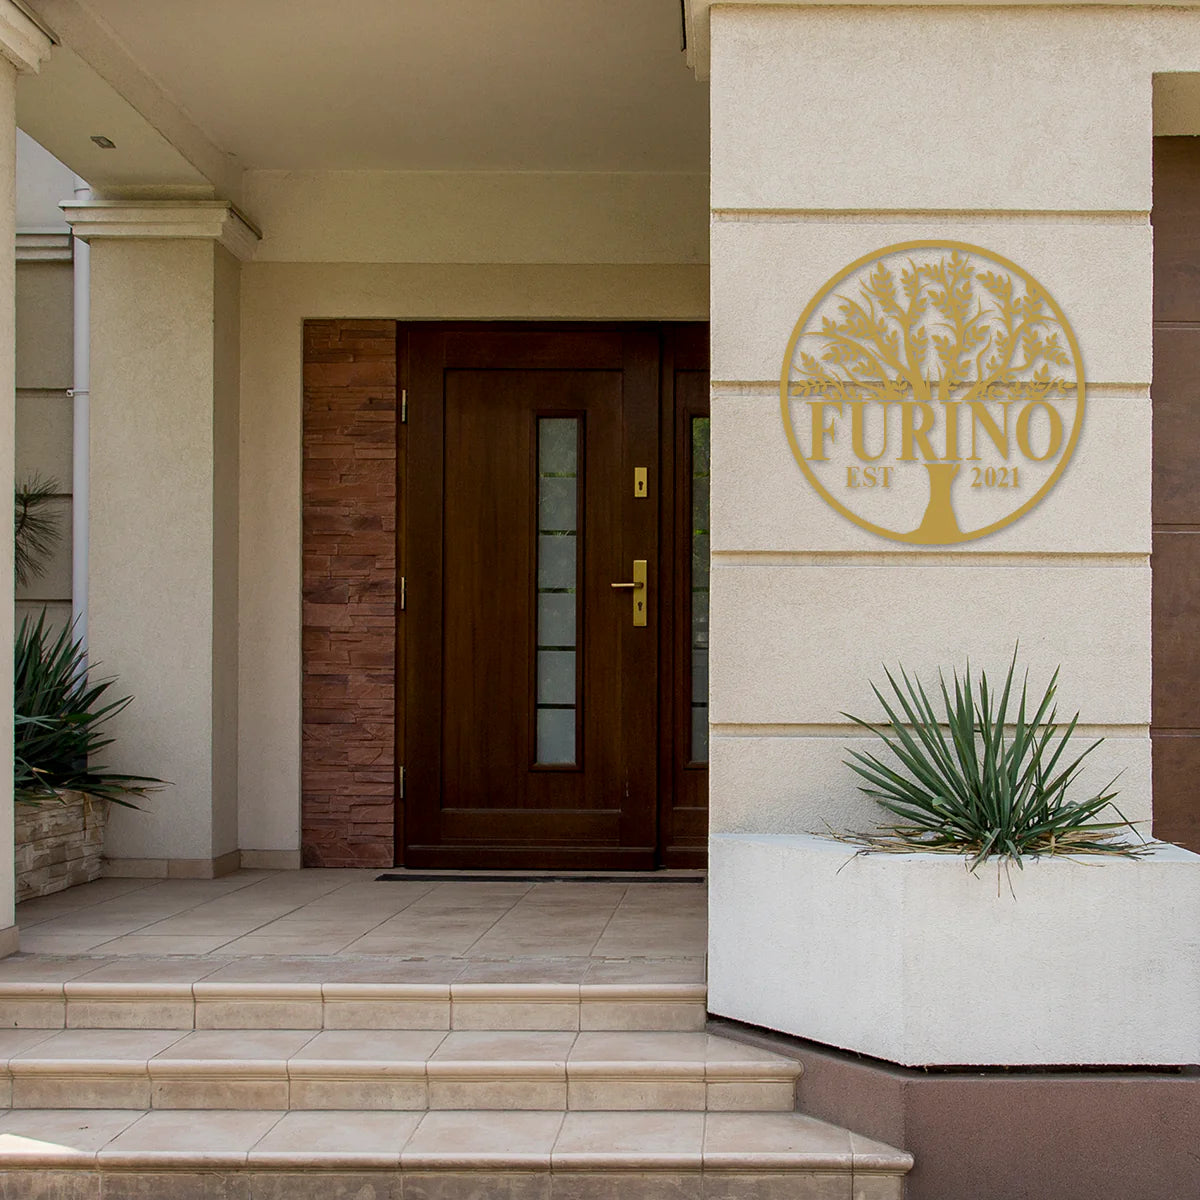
[789, 250, 1076, 542]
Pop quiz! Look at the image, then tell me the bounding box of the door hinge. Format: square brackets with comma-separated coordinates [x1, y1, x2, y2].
[400, 389, 407, 424]
[399, 576, 406, 611]
[399, 765, 406, 800]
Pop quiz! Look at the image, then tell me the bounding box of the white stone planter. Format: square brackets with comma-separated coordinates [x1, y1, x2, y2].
[15, 792, 108, 902]
[709, 832, 1200, 1067]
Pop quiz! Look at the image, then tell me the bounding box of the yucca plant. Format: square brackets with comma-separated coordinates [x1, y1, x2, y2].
[14, 474, 62, 589]
[15, 612, 162, 808]
[841, 648, 1147, 868]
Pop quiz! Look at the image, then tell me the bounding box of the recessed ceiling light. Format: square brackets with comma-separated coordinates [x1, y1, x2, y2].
[90, 135, 115, 149]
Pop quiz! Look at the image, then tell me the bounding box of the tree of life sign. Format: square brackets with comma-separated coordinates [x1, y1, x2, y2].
[780, 241, 1085, 544]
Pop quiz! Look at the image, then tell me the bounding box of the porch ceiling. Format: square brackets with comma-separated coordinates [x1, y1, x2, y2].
[61, 0, 708, 173]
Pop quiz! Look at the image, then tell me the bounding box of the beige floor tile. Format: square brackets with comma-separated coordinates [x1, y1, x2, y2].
[552, 1110, 705, 1166]
[18, 935, 114, 955]
[197, 961, 347, 984]
[402, 1110, 564, 1167]
[0, 956, 111, 983]
[219, 935, 361, 956]
[249, 1109, 421, 1159]
[0, 1107, 141, 1155]
[152, 1029, 316, 1061]
[291, 1028, 446, 1062]
[0, 1026, 60, 1059]
[702, 1113, 854, 1167]
[569, 1032, 711, 1064]
[319, 959, 468, 985]
[102, 1108, 283, 1155]
[453, 961, 591, 985]
[71, 958, 230, 984]
[94, 935, 240, 956]
[431, 1030, 575, 1063]
[13, 1028, 187, 1060]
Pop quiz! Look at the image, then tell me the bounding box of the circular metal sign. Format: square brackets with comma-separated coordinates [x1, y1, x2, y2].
[780, 241, 1085, 544]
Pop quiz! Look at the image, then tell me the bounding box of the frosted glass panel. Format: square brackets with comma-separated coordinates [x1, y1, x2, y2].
[538, 535, 576, 590]
[537, 708, 576, 765]
[690, 417, 710, 763]
[538, 650, 576, 705]
[536, 417, 579, 766]
[539, 420, 577, 476]
[539, 477, 577, 531]
[538, 593, 576, 646]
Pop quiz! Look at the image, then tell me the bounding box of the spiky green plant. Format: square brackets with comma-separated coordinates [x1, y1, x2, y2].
[15, 612, 163, 808]
[14, 474, 62, 589]
[841, 648, 1146, 868]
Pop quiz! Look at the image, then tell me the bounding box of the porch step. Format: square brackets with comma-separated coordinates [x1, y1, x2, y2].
[0, 978, 709, 1032]
[0, 1107, 914, 1198]
[0, 1027, 802, 1112]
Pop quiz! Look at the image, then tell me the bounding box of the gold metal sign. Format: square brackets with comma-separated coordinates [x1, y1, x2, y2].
[780, 240, 1084, 544]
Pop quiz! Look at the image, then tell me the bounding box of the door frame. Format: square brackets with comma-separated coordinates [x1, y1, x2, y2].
[394, 321, 708, 869]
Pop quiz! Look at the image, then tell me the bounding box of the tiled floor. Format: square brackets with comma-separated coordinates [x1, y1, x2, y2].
[11, 870, 707, 971]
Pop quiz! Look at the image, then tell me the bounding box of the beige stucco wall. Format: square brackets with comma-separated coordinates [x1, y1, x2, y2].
[704, 5, 1200, 840]
[238, 240, 708, 852]
[15, 132, 75, 633]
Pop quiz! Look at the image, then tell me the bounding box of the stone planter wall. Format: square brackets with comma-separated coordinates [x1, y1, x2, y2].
[15, 793, 108, 902]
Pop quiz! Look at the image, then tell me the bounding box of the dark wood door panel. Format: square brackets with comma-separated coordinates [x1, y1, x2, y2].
[1152, 733, 1200, 848]
[403, 325, 662, 868]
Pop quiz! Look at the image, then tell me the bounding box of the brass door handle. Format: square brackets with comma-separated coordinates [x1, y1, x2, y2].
[611, 560, 647, 626]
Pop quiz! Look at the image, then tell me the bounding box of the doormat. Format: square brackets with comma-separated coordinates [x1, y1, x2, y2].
[374, 873, 704, 884]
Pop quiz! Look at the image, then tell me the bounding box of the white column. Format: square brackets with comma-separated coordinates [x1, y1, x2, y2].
[0, 2, 51, 952]
[61, 201, 258, 877]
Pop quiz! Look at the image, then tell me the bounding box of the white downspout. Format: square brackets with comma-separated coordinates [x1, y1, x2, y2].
[69, 175, 89, 651]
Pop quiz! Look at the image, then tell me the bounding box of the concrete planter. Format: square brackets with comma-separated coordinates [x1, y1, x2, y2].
[709, 832, 1200, 1067]
[15, 792, 108, 902]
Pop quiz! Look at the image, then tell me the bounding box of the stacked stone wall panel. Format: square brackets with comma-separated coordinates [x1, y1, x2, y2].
[301, 319, 397, 867]
[15, 794, 106, 901]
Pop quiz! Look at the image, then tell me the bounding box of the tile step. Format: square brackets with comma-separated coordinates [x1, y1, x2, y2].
[0, 1107, 913, 1199]
[0, 1028, 802, 1111]
[0, 979, 709, 1032]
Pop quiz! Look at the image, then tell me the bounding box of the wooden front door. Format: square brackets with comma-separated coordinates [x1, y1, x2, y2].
[401, 324, 706, 869]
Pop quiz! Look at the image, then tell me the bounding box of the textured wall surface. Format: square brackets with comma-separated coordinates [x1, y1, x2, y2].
[301, 319, 397, 867]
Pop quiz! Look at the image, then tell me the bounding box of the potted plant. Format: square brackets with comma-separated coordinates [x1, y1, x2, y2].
[12, 473, 160, 899]
[707, 649, 1200, 1068]
[14, 613, 162, 901]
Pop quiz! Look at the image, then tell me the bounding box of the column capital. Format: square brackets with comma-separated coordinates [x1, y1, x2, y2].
[61, 199, 261, 262]
[0, 1, 51, 75]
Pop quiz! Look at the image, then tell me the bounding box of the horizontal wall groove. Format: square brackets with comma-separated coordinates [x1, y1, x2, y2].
[711, 208, 1148, 226]
[710, 380, 1150, 398]
[711, 552, 1149, 567]
[711, 723, 1149, 739]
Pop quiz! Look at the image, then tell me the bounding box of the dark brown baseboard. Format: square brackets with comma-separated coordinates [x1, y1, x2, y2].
[710, 1017, 1200, 1200]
